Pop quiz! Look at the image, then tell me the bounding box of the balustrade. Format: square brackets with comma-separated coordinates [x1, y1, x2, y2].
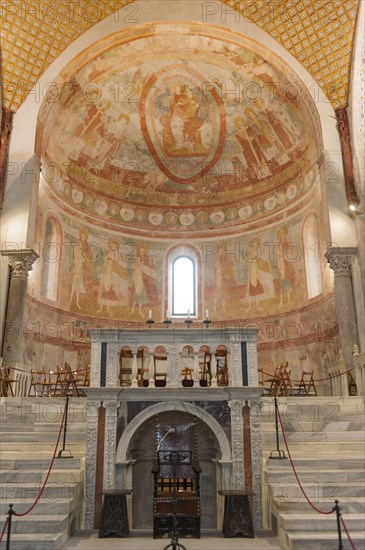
[88, 328, 258, 389]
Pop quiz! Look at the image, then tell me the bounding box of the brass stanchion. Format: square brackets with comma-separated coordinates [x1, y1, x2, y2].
[334, 500, 344, 550]
[57, 396, 73, 458]
[6, 504, 14, 550]
[268, 397, 287, 459]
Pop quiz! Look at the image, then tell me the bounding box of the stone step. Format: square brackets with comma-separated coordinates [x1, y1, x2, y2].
[286, 531, 365, 550]
[262, 396, 365, 408]
[264, 457, 365, 470]
[279, 512, 365, 532]
[262, 422, 365, 432]
[265, 468, 365, 484]
[0, 431, 87, 442]
[273, 496, 365, 514]
[262, 442, 365, 453]
[269, 482, 365, 499]
[0, 443, 85, 452]
[0, 498, 75, 515]
[0, 469, 83, 484]
[262, 426, 365, 445]
[10, 514, 70, 534]
[0, 532, 64, 550]
[0, 482, 80, 501]
[0, 422, 87, 433]
[0, 457, 82, 469]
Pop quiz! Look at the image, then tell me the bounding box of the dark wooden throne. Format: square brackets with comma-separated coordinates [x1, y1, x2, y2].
[152, 417, 201, 539]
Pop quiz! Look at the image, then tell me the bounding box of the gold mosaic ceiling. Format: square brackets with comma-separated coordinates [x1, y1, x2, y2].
[0, 0, 360, 112]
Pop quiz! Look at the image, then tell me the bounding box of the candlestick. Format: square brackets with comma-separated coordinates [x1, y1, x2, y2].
[184, 317, 193, 328]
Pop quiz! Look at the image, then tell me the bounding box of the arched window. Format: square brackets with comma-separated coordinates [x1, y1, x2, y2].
[302, 213, 322, 299]
[41, 216, 62, 301]
[172, 256, 195, 315]
[167, 247, 199, 317]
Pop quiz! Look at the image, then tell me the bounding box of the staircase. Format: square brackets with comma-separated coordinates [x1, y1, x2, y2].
[262, 396, 365, 550]
[0, 397, 87, 550]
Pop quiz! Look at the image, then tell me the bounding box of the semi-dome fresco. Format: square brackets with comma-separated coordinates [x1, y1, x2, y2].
[37, 22, 320, 238]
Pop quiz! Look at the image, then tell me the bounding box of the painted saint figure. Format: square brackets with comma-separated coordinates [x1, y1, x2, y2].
[160, 84, 207, 156]
[97, 239, 128, 313]
[69, 228, 94, 310]
[129, 247, 158, 316]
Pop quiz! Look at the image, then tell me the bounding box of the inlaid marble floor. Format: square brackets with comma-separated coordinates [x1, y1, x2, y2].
[61, 530, 284, 549]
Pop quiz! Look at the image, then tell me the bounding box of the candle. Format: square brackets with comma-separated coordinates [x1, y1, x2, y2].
[205, 309, 209, 319]
[187, 309, 190, 318]
[166, 309, 169, 319]
[149, 309, 152, 319]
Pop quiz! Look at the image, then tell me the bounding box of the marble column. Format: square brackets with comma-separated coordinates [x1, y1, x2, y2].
[325, 247, 359, 366]
[0, 249, 39, 366]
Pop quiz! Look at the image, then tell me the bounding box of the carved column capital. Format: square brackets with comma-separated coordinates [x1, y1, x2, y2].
[325, 247, 358, 276]
[1, 249, 39, 279]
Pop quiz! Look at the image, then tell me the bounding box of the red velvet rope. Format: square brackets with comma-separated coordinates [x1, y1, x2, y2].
[341, 516, 358, 550]
[5, 366, 90, 374]
[259, 365, 356, 384]
[0, 517, 8, 545]
[12, 401, 66, 517]
[276, 401, 335, 515]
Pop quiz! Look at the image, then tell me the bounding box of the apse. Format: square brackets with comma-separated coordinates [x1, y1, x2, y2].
[24, 21, 338, 382]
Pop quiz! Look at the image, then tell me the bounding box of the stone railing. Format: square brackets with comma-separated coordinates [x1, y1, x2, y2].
[88, 327, 259, 389]
[325, 346, 365, 397]
[352, 345, 365, 395]
[325, 351, 349, 396]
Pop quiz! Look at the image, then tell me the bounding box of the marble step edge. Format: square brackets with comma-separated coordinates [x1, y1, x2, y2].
[0, 497, 75, 509]
[267, 481, 365, 489]
[285, 531, 365, 541]
[279, 512, 365, 529]
[11, 514, 70, 533]
[264, 456, 365, 465]
[261, 424, 365, 432]
[264, 469, 365, 482]
[0, 471, 84, 483]
[0, 532, 65, 550]
[262, 441, 365, 448]
[273, 502, 365, 514]
[0, 481, 81, 498]
[0, 423, 87, 430]
[0, 468, 84, 474]
[0, 458, 83, 468]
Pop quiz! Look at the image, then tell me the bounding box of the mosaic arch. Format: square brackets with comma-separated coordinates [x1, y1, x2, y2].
[37, 21, 322, 239]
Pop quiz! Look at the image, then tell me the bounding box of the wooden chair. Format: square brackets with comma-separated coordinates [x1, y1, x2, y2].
[62, 363, 81, 397]
[199, 351, 211, 386]
[264, 364, 283, 396]
[137, 348, 149, 387]
[0, 366, 16, 397]
[72, 365, 90, 395]
[154, 351, 168, 387]
[348, 372, 357, 395]
[119, 348, 133, 387]
[28, 369, 52, 397]
[181, 346, 194, 386]
[278, 362, 293, 396]
[296, 370, 317, 396]
[216, 348, 228, 386]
